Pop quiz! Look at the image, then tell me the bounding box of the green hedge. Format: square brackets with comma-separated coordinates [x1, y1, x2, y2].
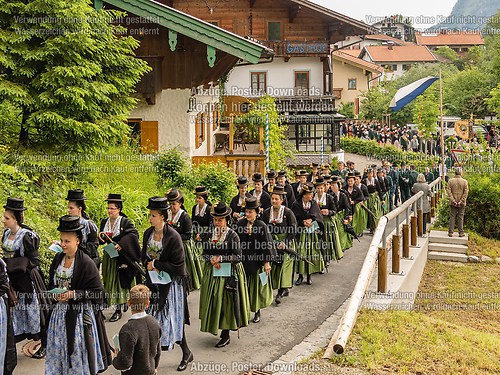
[340, 137, 439, 170]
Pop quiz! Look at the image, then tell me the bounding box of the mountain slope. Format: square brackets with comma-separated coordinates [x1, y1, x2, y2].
[432, 0, 500, 30]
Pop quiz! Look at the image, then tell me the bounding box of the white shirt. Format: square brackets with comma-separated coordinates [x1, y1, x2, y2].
[129, 311, 148, 320]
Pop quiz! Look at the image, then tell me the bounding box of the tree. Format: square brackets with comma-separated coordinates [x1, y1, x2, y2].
[337, 102, 354, 119]
[413, 91, 439, 153]
[359, 82, 395, 121]
[0, 0, 150, 153]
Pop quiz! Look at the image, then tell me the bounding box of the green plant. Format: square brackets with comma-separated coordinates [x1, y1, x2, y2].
[194, 162, 237, 204]
[338, 102, 355, 118]
[153, 147, 189, 188]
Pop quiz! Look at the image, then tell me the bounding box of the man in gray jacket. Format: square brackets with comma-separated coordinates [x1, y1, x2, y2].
[447, 168, 469, 237]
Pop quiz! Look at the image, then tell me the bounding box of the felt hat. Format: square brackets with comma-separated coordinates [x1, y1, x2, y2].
[146, 197, 169, 211]
[66, 189, 87, 201]
[3, 197, 27, 212]
[210, 202, 232, 218]
[104, 193, 123, 202]
[57, 215, 84, 232]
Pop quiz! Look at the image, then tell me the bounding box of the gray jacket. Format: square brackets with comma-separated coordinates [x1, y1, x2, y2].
[411, 182, 432, 213]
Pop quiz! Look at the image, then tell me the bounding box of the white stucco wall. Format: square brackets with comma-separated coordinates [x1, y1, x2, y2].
[131, 88, 219, 157]
[225, 57, 325, 97]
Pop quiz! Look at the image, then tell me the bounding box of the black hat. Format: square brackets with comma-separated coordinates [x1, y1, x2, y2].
[194, 186, 208, 196]
[321, 164, 331, 170]
[300, 182, 314, 194]
[210, 202, 232, 218]
[166, 189, 183, 202]
[346, 172, 356, 179]
[146, 197, 169, 211]
[3, 197, 27, 211]
[366, 168, 373, 173]
[323, 174, 332, 182]
[310, 162, 319, 168]
[57, 215, 84, 232]
[244, 197, 260, 211]
[252, 173, 264, 183]
[297, 170, 308, 177]
[270, 185, 287, 195]
[277, 170, 287, 177]
[354, 171, 362, 178]
[236, 176, 248, 186]
[330, 176, 341, 183]
[267, 170, 278, 179]
[66, 189, 87, 201]
[314, 177, 325, 186]
[105, 193, 123, 202]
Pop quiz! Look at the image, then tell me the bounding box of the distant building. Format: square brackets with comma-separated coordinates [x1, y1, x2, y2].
[335, 33, 413, 50]
[415, 31, 485, 55]
[371, 16, 416, 42]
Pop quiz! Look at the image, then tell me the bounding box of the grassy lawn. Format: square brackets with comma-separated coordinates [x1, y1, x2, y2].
[467, 232, 500, 259]
[324, 261, 500, 374]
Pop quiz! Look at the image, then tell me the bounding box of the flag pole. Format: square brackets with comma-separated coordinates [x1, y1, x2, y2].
[439, 68, 445, 186]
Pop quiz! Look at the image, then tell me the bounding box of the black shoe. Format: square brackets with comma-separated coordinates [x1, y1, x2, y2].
[109, 310, 122, 322]
[306, 275, 312, 285]
[275, 293, 282, 304]
[320, 269, 325, 274]
[252, 311, 261, 323]
[295, 275, 303, 286]
[31, 346, 46, 359]
[177, 352, 193, 371]
[215, 337, 230, 348]
[122, 304, 129, 313]
[282, 288, 289, 297]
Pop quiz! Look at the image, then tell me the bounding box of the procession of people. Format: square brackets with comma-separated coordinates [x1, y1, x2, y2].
[0, 159, 434, 374]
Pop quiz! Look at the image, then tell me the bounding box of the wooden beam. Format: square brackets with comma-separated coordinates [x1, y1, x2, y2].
[289, 5, 301, 23]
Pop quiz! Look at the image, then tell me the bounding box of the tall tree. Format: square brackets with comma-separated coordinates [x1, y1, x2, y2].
[413, 91, 439, 153]
[0, 0, 150, 153]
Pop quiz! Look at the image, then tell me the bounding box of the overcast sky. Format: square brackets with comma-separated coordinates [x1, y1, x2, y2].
[311, 0, 457, 30]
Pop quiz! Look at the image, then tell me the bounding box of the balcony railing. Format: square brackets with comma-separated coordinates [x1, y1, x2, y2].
[261, 40, 330, 57]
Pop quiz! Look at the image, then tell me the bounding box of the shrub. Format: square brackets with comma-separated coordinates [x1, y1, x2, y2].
[153, 147, 188, 187]
[194, 162, 237, 205]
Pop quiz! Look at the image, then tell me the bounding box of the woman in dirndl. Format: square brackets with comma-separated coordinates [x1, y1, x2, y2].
[313, 177, 342, 266]
[199, 202, 251, 348]
[167, 189, 203, 291]
[330, 177, 353, 252]
[191, 186, 212, 247]
[236, 197, 275, 324]
[98, 194, 141, 322]
[1, 198, 50, 359]
[262, 185, 297, 305]
[142, 197, 193, 372]
[45, 215, 111, 375]
[291, 183, 325, 286]
[1, 258, 16, 375]
[353, 172, 369, 236]
[363, 169, 383, 234]
[66, 189, 100, 269]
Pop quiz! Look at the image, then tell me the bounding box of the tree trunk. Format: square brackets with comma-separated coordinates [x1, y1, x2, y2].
[19, 110, 29, 147]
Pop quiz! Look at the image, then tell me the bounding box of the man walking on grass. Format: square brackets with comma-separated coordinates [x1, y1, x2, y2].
[447, 168, 469, 237]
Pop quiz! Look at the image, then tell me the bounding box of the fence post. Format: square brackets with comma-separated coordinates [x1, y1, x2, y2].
[411, 215, 418, 246]
[431, 194, 436, 218]
[392, 235, 400, 274]
[417, 208, 423, 237]
[377, 247, 387, 293]
[402, 224, 410, 258]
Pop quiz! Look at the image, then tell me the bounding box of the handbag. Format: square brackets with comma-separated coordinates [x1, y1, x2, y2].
[224, 265, 238, 292]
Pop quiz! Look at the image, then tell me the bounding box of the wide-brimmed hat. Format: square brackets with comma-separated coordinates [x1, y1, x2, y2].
[296, 170, 308, 177]
[300, 182, 314, 194]
[252, 173, 264, 183]
[3, 197, 27, 212]
[321, 164, 331, 170]
[277, 170, 287, 177]
[270, 185, 286, 195]
[57, 215, 84, 232]
[166, 189, 183, 202]
[244, 197, 260, 211]
[346, 172, 356, 180]
[210, 202, 232, 218]
[267, 170, 278, 179]
[146, 197, 169, 211]
[310, 162, 319, 168]
[354, 171, 362, 178]
[66, 189, 87, 201]
[330, 176, 341, 183]
[105, 193, 123, 202]
[236, 176, 248, 186]
[323, 174, 332, 183]
[194, 186, 208, 196]
[314, 177, 325, 186]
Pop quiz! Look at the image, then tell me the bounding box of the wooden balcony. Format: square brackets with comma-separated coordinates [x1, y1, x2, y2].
[261, 40, 330, 58]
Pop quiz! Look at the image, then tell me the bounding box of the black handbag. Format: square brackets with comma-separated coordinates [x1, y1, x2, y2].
[224, 265, 238, 292]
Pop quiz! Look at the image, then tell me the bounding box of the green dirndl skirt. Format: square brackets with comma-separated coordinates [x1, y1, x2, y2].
[323, 216, 340, 262]
[352, 203, 368, 235]
[199, 262, 251, 335]
[247, 265, 273, 312]
[102, 252, 134, 306]
[183, 239, 203, 290]
[329, 215, 344, 260]
[270, 233, 294, 289]
[295, 230, 325, 275]
[366, 193, 383, 230]
[381, 192, 390, 214]
[334, 211, 353, 251]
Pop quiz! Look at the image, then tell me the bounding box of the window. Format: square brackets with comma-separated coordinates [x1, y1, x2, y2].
[267, 22, 281, 41]
[402, 64, 412, 71]
[251, 72, 267, 94]
[195, 113, 205, 149]
[383, 64, 398, 72]
[294, 71, 309, 96]
[348, 78, 357, 90]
